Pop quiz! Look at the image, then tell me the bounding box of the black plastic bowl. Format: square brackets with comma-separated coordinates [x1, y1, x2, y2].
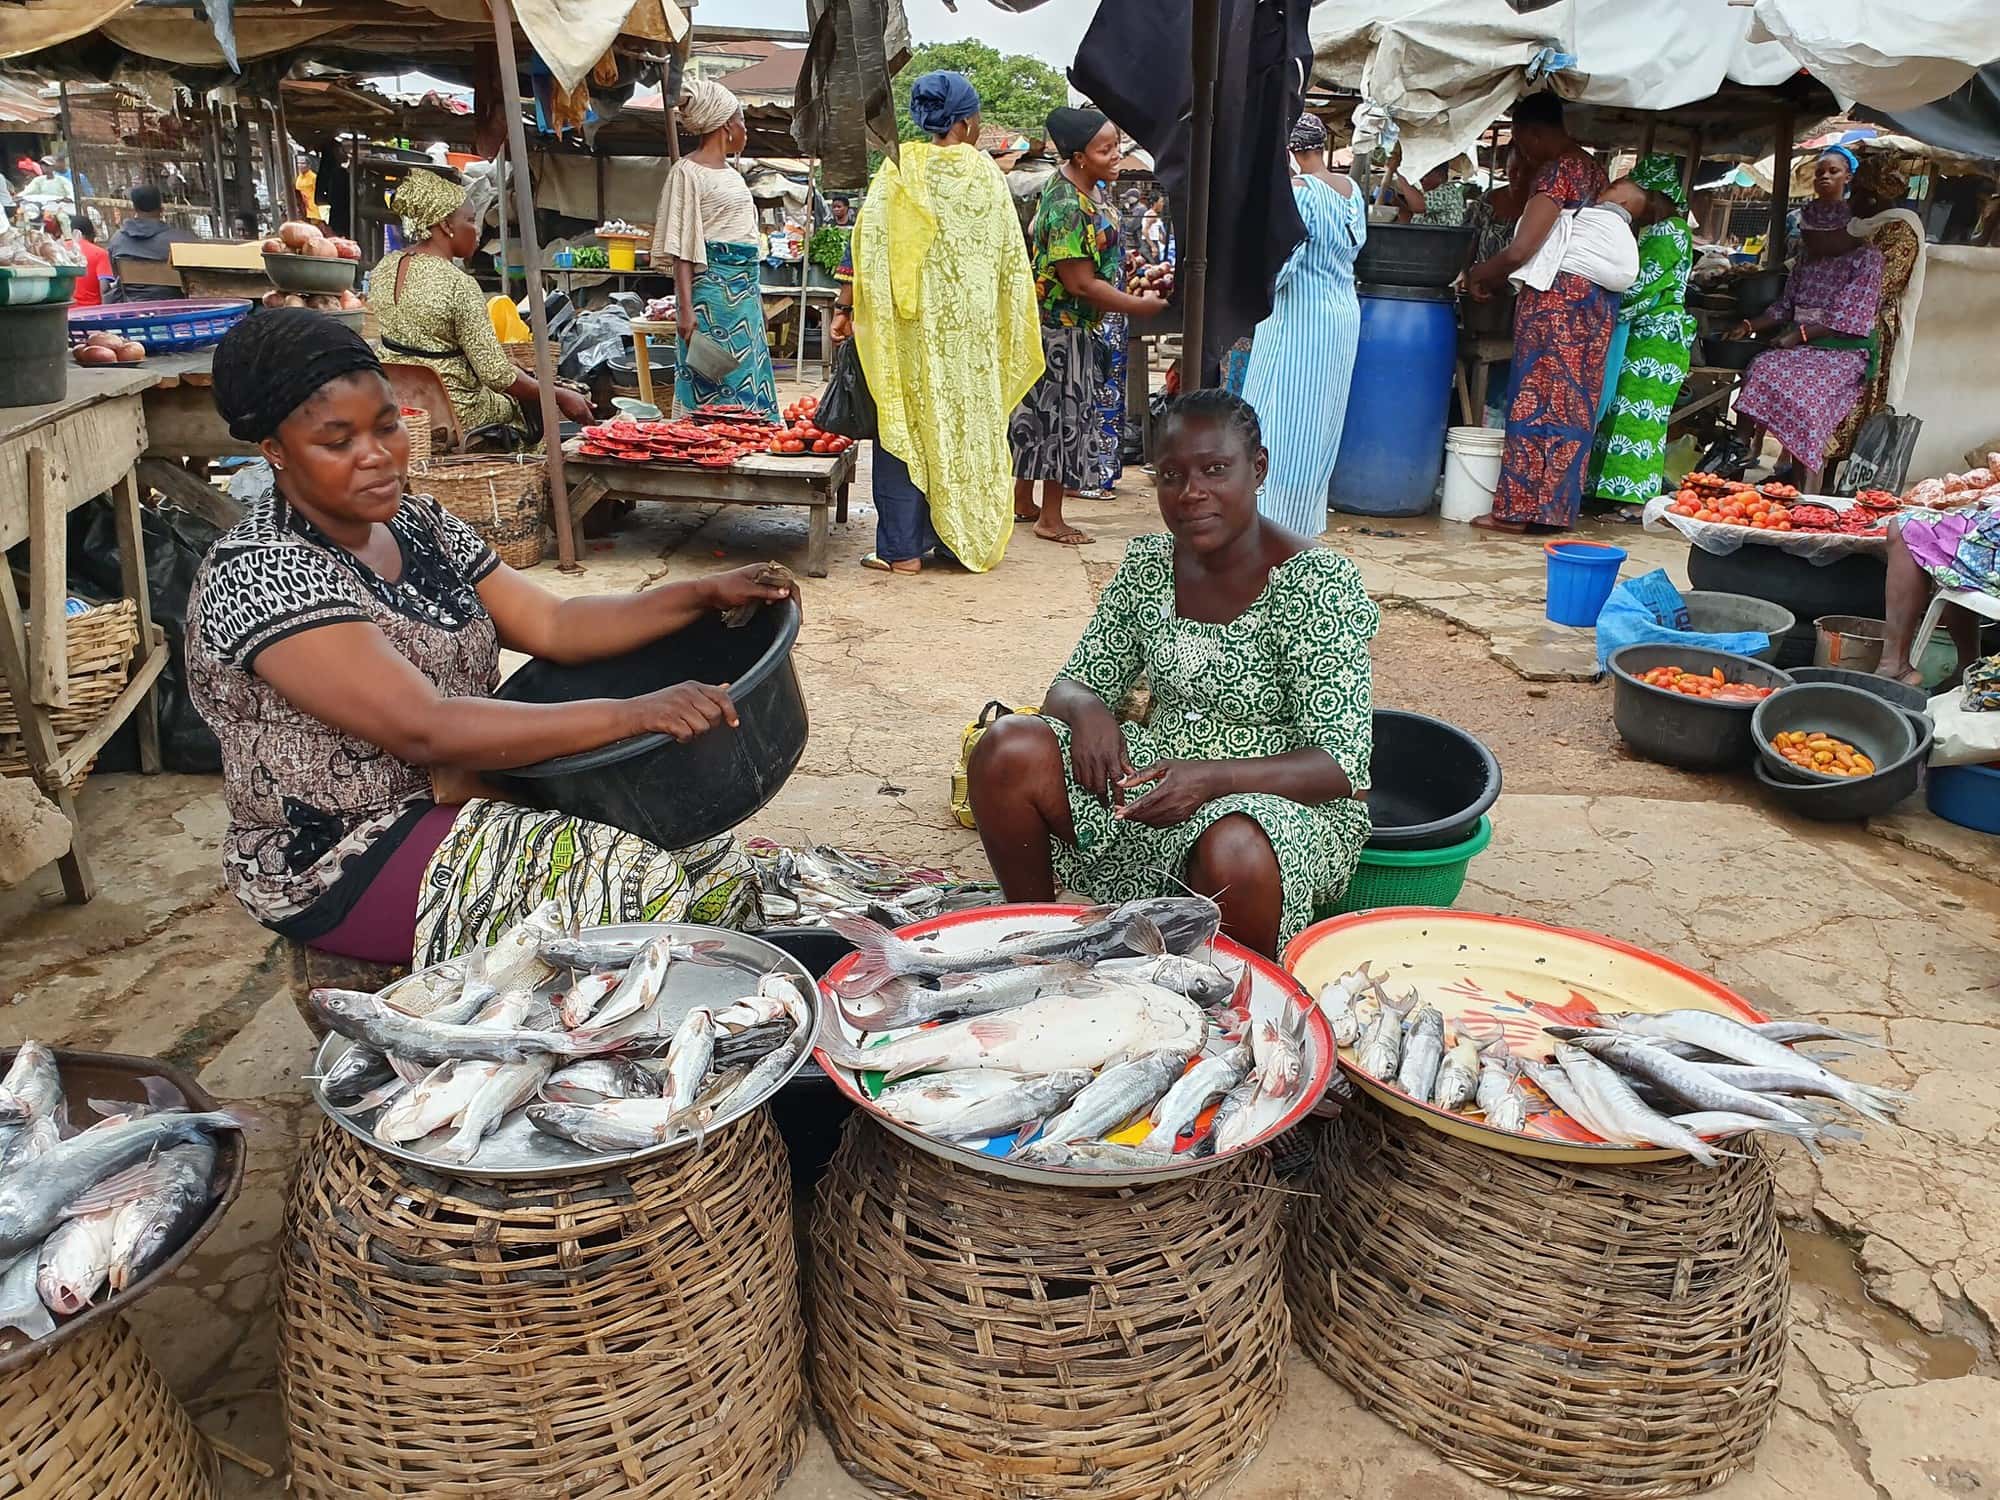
[1353, 222, 1476, 289]
[1784, 666, 1929, 715]
[1751, 712, 1933, 821]
[1752, 682, 1915, 785]
[1365, 709, 1502, 850]
[1609, 644, 1795, 771]
[493, 598, 806, 847]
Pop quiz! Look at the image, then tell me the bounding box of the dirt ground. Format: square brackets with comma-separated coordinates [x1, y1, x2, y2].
[1, 432, 1995, 1499]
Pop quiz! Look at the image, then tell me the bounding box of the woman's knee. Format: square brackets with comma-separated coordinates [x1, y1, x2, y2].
[968, 715, 1062, 799]
[1187, 814, 1280, 891]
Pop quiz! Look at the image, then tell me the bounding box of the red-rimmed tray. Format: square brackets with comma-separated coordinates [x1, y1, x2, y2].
[1284, 908, 1767, 1162]
[813, 903, 1334, 1186]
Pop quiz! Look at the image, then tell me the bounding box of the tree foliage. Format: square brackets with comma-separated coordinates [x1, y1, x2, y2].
[892, 40, 1067, 142]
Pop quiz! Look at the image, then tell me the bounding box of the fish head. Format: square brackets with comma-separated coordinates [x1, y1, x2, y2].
[308, 988, 375, 1028]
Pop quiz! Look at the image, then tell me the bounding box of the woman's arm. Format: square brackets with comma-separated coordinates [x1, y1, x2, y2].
[252, 621, 738, 770]
[674, 257, 698, 341]
[452, 269, 589, 422]
[1115, 748, 1350, 827]
[1391, 174, 1425, 223]
[1467, 192, 1560, 290]
[1052, 257, 1164, 319]
[476, 560, 796, 665]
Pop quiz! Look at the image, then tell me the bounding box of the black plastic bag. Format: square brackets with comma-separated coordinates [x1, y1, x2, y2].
[816, 336, 877, 441]
[68, 499, 224, 774]
[1839, 407, 1922, 496]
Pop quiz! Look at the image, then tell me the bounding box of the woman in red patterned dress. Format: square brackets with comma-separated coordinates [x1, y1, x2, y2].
[1464, 92, 1614, 532]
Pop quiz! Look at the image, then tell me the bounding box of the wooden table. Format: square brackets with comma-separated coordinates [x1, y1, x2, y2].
[0, 365, 168, 903]
[560, 444, 855, 577]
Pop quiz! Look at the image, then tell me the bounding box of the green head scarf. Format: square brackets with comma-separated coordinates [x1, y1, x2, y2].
[1632, 152, 1687, 211]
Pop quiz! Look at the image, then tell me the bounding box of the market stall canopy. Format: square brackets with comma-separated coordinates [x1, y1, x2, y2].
[0, 0, 687, 93]
[1860, 64, 2000, 162]
[1308, 0, 1997, 181]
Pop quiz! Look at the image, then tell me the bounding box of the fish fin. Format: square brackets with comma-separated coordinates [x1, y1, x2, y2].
[965, 1018, 1020, 1048]
[62, 1159, 167, 1217]
[824, 913, 908, 995]
[837, 977, 926, 1031]
[1227, 963, 1254, 1019]
[1, 1300, 56, 1343]
[85, 1096, 151, 1122]
[1126, 916, 1166, 957]
[343, 1080, 408, 1114]
[684, 940, 730, 966]
[1069, 903, 1120, 926]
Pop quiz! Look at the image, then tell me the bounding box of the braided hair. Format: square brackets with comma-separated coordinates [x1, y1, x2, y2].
[1155, 387, 1264, 459]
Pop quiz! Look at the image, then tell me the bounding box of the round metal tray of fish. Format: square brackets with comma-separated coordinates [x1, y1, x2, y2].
[308, 921, 820, 1180]
[1286, 910, 1900, 1164]
[813, 902, 1335, 1187]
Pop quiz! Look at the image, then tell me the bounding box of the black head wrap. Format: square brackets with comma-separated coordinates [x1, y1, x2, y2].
[1289, 114, 1327, 153]
[212, 308, 383, 444]
[1047, 106, 1111, 161]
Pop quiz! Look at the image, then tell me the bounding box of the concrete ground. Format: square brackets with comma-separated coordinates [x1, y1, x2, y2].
[1, 439, 1995, 1499]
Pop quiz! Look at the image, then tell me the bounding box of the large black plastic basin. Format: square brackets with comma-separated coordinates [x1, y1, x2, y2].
[492, 598, 806, 848]
[1609, 644, 1794, 771]
[1353, 222, 1476, 289]
[1366, 709, 1502, 850]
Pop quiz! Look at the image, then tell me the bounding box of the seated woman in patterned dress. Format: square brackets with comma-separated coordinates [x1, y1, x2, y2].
[968, 390, 1378, 958]
[185, 310, 790, 969]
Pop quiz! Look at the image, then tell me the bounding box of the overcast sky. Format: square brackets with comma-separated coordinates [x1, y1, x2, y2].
[724, 0, 1098, 68]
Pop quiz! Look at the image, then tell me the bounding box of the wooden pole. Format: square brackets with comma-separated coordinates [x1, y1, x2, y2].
[1182, 0, 1222, 385]
[209, 97, 231, 231]
[488, 0, 577, 569]
[57, 82, 83, 225]
[273, 86, 294, 218]
[1768, 107, 1792, 268]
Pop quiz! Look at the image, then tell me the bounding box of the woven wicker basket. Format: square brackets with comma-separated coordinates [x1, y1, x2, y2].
[0, 598, 138, 792]
[1286, 1097, 1789, 1497]
[807, 1114, 1288, 1500]
[278, 1110, 806, 1499]
[0, 1315, 216, 1499]
[398, 406, 433, 471]
[417, 454, 546, 570]
[504, 339, 560, 375]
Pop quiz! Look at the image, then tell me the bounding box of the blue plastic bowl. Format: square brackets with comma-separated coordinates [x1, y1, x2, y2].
[1925, 762, 2000, 834]
[1545, 540, 1627, 626]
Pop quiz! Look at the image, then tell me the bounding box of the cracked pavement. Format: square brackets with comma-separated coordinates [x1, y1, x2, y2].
[0, 437, 1993, 1498]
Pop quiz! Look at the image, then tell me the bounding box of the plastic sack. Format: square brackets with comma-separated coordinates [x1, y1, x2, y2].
[1594, 568, 1771, 672]
[816, 335, 876, 441]
[1927, 681, 2000, 766]
[1661, 434, 1699, 489]
[558, 306, 634, 384]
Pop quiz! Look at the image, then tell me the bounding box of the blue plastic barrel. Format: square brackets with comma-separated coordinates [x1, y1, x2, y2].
[1544, 541, 1627, 626]
[1330, 283, 1458, 516]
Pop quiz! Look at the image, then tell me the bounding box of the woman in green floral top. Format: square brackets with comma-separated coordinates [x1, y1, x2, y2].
[1009, 107, 1166, 548]
[971, 390, 1378, 956]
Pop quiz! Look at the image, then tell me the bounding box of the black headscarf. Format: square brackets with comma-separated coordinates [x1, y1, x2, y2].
[212, 308, 383, 444]
[1047, 106, 1110, 161]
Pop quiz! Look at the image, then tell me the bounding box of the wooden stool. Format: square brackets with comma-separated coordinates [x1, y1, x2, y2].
[278, 1111, 806, 1498]
[808, 1114, 1289, 1500]
[1286, 1096, 1789, 1496]
[0, 1315, 216, 1499]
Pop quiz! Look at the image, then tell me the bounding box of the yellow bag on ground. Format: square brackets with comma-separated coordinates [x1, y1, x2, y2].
[951, 700, 1038, 830]
[488, 295, 530, 345]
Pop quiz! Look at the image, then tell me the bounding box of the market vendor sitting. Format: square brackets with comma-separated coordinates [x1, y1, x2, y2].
[372, 169, 591, 440]
[967, 390, 1378, 959]
[1726, 151, 1885, 493]
[1881, 485, 2000, 688]
[186, 310, 787, 968]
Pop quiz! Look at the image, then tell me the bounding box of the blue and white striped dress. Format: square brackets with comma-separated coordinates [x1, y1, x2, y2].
[1240, 175, 1365, 537]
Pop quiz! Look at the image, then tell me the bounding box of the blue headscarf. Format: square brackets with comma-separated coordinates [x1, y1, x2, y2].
[908, 71, 981, 139]
[1819, 144, 1860, 176]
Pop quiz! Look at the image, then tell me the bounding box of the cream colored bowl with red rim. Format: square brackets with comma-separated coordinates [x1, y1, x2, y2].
[1284, 908, 1767, 1163]
[815, 903, 1334, 1187]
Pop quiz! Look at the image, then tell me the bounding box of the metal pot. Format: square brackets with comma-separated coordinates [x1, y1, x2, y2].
[1731, 269, 1788, 320]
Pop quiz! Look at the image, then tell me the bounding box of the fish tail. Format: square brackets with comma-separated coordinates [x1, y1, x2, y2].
[1846, 1083, 1910, 1125]
[685, 940, 731, 966]
[836, 977, 924, 1032]
[825, 913, 914, 995]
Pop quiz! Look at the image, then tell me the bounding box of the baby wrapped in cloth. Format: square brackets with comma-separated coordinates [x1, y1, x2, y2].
[1511, 180, 1650, 296]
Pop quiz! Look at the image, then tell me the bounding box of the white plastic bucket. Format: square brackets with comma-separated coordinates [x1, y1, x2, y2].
[1440, 425, 1506, 523]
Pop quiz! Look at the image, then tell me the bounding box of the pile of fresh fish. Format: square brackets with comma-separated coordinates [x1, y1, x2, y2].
[1318, 966, 1899, 1164]
[747, 841, 998, 930]
[0, 1042, 239, 1350]
[819, 896, 1318, 1173]
[309, 903, 817, 1166]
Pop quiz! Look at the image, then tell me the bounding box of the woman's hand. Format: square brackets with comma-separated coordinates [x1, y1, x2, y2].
[1114, 760, 1219, 827]
[638, 681, 738, 741]
[1065, 698, 1132, 807]
[676, 304, 696, 342]
[1725, 319, 1754, 341]
[554, 387, 594, 424]
[830, 303, 853, 345]
[702, 561, 800, 616]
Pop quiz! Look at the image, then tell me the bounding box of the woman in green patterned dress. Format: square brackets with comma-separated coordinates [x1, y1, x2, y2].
[1590, 154, 1695, 504]
[969, 389, 1378, 957]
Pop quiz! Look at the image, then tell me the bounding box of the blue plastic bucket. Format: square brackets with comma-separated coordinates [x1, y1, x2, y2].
[1544, 540, 1627, 626]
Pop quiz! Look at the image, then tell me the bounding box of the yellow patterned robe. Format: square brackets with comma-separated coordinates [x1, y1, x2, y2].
[851, 142, 1044, 573]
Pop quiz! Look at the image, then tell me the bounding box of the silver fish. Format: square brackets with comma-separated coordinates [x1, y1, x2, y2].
[1475, 1043, 1530, 1133]
[660, 1009, 716, 1112]
[377, 962, 475, 1019]
[0, 1111, 238, 1259]
[1431, 1037, 1480, 1112]
[0, 1041, 64, 1132]
[714, 973, 808, 1033]
[1691, 1062, 1907, 1122]
[1602, 1011, 1906, 1124]
[835, 962, 1093, 1033]
[539, 933, 649, 971]
[1396, 1005, 1446, 1100]
[375, 1062, 489, 1144]
[1354, 986, 1408, 1080]
[1550, 1046, 1736, 1166]
[820, 983, 1206, 1083]
[555, 971, 622, 1030]
[543, 1059, 663, 1104]
[37, 1210, 118, 1314]
[474, 899, 564, 994]
[826, 897, 1222, 996]
[876, 1069, 1092, 1142]
[526, 1100, 687, 1153]
[316, 1042, 397, 1105]
[104, 1141, 216, 1293]
[1566, 1033, 1811, 1124]
[1017, 1140, 1175, 1171]
[1316, 971, 1374, 1048]
[1668, 1111, 1857, 1161]
[720, 1031, 809, 1114]
[0, 1116, 60, 1178]
[436, 1057, 554, 1164]
[309, 989, 587, 1066]
[1014, 1049, 1194, 1159]
[1096, 954, 1237, 1005]
[581, 938, 729, 1034]
[1751, 1020, 1881, 1049]
[1141, 1044, 1252, 1152]
[0, 1249, 54, 1345]
[1211, 1076, 1290, 1155]
[1251, 1012, 1304, 1098]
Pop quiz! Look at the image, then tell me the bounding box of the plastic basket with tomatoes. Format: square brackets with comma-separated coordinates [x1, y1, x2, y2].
[1637, 665, 1776, 702]
[1665, 486, 1794, 531]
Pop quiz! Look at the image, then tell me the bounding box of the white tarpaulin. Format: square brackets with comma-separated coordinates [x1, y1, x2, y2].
[1310, 0, 1996, 180]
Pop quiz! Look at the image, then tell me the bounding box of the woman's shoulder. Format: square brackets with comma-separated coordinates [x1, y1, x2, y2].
[1270, 542, 1365, 598]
